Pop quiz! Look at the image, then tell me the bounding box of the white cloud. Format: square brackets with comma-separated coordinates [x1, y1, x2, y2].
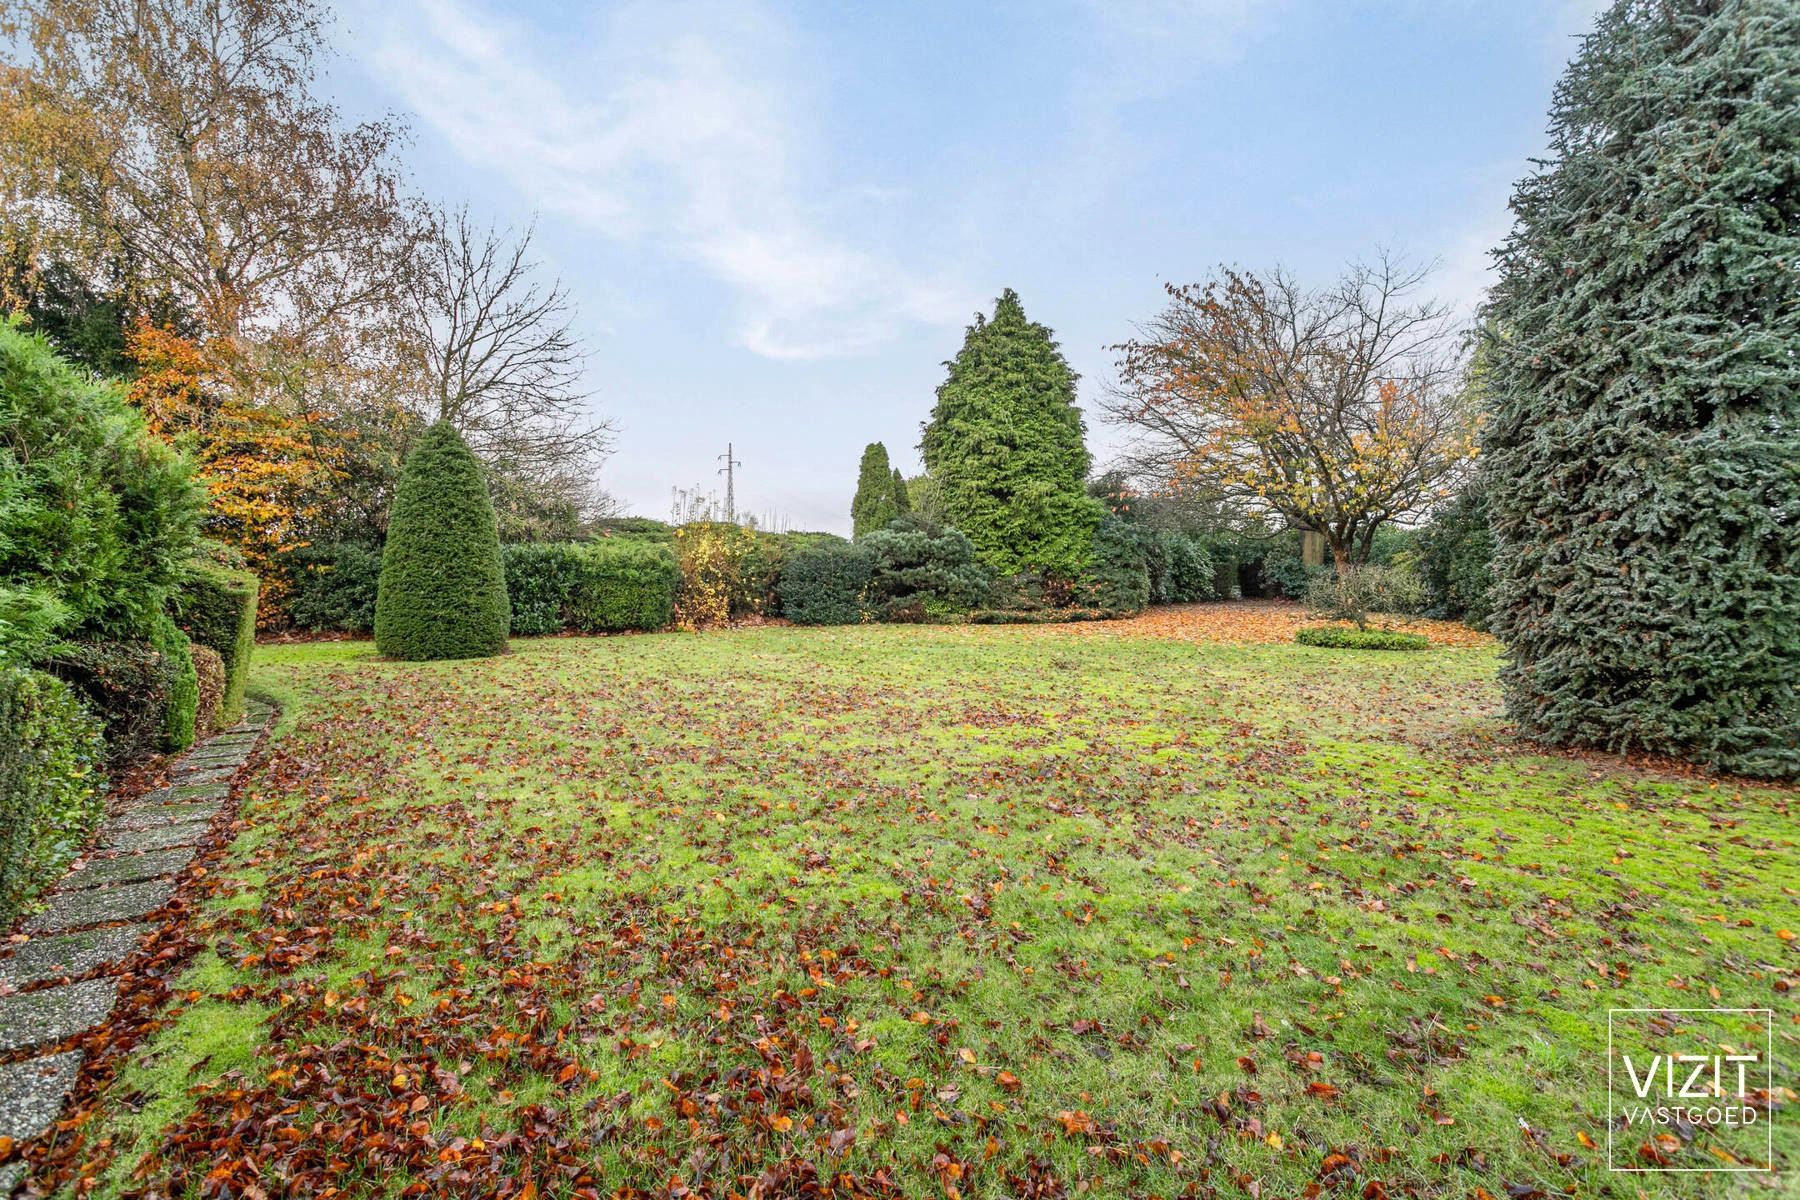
[350, 0, 970, 359]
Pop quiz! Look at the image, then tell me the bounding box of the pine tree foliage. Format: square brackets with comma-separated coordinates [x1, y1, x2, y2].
[890, 468, 912, 515]
[374, 422, 510, 661]
[851, 443, 900, 538]
[1482, 0, 1800, 778]
[921, 290, 1103, 577]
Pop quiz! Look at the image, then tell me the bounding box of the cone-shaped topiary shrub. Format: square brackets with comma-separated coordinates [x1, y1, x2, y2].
[374, 422, 509, 660]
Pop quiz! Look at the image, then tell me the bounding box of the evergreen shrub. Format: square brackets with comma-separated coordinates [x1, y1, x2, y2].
[861, 518, 991, 620]
[174, 563, 258, 722]
[374, 423, 510, 661]
[0, 664, 105, 927]
[778, 543, 871, 625]
[1295, 626, 1429, 651]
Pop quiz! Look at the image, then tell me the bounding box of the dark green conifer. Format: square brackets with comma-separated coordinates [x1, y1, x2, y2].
[920, 290, 1102, 577]
[1482, 0, 1800, 778]
[374, 422, 510, 661]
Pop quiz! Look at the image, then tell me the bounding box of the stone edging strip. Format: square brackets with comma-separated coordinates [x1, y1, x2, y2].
[0, 701, 274, 1195]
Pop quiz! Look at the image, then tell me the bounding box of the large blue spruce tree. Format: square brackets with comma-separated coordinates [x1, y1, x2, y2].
[1482, 0, 1799, 778]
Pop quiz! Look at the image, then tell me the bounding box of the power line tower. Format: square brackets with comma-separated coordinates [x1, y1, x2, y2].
[717, 442, 741, 523]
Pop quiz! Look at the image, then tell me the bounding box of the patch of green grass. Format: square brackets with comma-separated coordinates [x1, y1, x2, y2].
[71, 621, 1795, 1197]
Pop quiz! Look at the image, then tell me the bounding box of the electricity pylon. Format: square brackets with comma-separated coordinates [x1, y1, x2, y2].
[717, 443, 741, 523]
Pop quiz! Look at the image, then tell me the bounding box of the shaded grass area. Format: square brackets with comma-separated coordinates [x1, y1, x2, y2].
[77, 615, 1795, 1197]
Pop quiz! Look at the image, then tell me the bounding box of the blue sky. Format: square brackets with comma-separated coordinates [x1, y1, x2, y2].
[326, 0, 1604, 533]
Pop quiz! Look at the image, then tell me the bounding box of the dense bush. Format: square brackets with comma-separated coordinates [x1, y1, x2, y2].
[47, 638, 173, 768]
[174, 562, 259, 723]
[148, 610, 198, 751]
[191, 643, 225, 734]
[1295, 626, 1429, 651]
[1207, 543, 1242, 601]
[0, 665, 105, 927]
[0, 321, 201, 660]
[500, 542, 583, 635]
[374, 422, 510, 661]
[861, 518, 991, 620]
[921, 290, 1104, 577]
[1159, 532, 1216, 603]
[1481, 0, 1799, 777]
[591, 517, 675, 541]
[567, 541, 679, 632]
[778, 543, 871, 625]
[289, 543, 383, 633]
[1305, 565, 1425, 631]
[673, 522, 769, 626]
[1416, 486, 1495, 629]
[1076, 516, 1151, 615]
[1256, 534, 1311, 599]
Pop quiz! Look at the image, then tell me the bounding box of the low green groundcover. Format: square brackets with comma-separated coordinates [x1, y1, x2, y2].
[1295, 625, 1429, 650]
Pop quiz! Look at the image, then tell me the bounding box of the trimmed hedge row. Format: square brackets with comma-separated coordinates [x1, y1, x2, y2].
[286, 517, 1273, 638]
[499, 541, 681, 634]
[176, 563, 259, 724]
[0, 664, 106, 928]
[571, 541, 679, 632]
[779, 543, 872, 625]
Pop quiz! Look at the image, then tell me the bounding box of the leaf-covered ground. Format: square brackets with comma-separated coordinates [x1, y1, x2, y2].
[69, 606, 1796, 1198]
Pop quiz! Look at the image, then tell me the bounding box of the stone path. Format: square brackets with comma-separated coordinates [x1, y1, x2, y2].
[0, 702, 270, 1192]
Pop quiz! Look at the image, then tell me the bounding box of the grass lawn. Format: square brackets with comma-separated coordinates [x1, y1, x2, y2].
[76, 607, 1795, 1198]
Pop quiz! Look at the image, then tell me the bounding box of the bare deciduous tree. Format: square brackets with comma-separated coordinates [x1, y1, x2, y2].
[1103, 255, 1475, 569]
[403, 206, 613, 524]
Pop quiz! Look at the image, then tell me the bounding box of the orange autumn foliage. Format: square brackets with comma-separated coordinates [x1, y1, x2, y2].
[125, 321, 337, 623]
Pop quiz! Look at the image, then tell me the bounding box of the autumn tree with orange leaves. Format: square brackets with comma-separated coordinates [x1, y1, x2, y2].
[1104, 257, 1475, 570]
[124, 321, 340, 619]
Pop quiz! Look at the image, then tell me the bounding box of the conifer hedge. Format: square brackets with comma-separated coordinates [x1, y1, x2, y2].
[1482, 0, 1799, 778]
[374, 422, 510, 661]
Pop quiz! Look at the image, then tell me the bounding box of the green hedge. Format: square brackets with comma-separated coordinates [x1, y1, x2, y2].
[1417, 486, 1495, 630]
[289, 543, 382, 633]
[501, 543, 584, 635]
[148, 610, 198, 751]
[1295, 626, 1429, 651]
[45, 638, 168, 768]
[374, 422, 510, 661]
[0, 321, 201, 661]
[175, 563, 258, 723]
[778, 543, 871, 625]
[1164, 534, 1216, 602]
[499, 541, 679, 634]
[0, 664, 105, 927]
[568, 541, 679, 632]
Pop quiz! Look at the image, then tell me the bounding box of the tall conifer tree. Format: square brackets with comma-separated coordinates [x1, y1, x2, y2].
[851, 442, 900, 537]
[1482, 0, 1799, 778]
[920, 290, 1102, 577]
